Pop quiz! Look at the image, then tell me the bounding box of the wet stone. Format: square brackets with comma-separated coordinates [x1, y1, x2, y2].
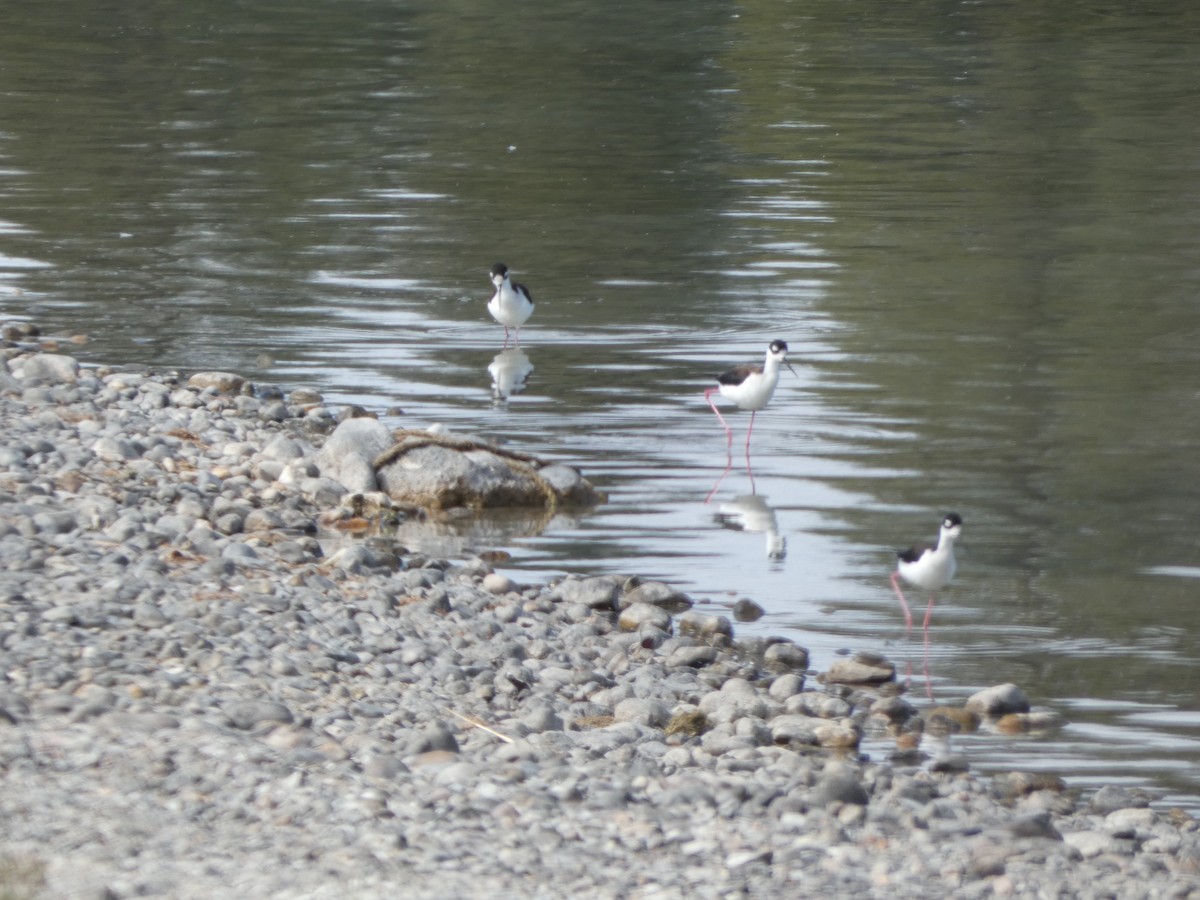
[732, 598, 766, 621]
[965, 683, 1031, 718]
[762, 640, 809, 674]
[618, 602, 672, 633]
[620, 580, 693, 613]
[187, 372, 246, 394]
[825, 654, 895, 685]
[1090, 784, 1153, 814]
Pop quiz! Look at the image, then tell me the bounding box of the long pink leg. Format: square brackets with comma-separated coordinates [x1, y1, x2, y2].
[889, 571, 914, 634]
[922, 594, 936, 632]
[744, 411, 757, 490]
[705, 388, 734, 453]
[922, 626, 934, 701]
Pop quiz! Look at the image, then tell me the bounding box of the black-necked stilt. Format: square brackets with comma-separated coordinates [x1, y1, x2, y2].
[704, 339, 797, 458]
[488, 263, 534, 346]
[889, 512, 963, 634]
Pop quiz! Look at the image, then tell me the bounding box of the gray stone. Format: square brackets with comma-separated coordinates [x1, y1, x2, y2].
[618, 603, 672, 632]
[521, 706, 564, 733]
[613, 698, 669, 728]
[482, 573, 516, 595]
[699, 679, 768, 724]
[538, 464, 603, 506]
[676, 611, 733, 640]
[810, 773, 870, 807]
[666, 645, 720, 668]
[930, 752, 970, 773]
[1064, 830, 1132, 858]
[785, 692, 850, 719]
[92, 436, 140, 462]
[770, 715, 821, 746]
[244, 508, 286, 532]
[187, 371, 245, 394]
[298, 476, 349, 507]
[408, 724, 460, 755]
[262, 434, 310, 463]
[33, 510, 77, 534]
[328, 543, 382, 573]
[221, 542, 259, 563]
[133, 604, 169, 628]
[732, 598, 766, 621]
[964, 683, 1031, 718]
[1090, 784, 1152, 814]
[375, 429, 602, 510]
[105, 514, 143, 541]
[553, 575, 621, 610]
[825, 654, 895, 685]
[224, 700, 293, 730]
[762, 640, 809, 674]
[869, 695, 917, 725]
[214, 512, 244, 535]
[768, 674, 805, 701]
[1008, 812, 1063, 841]
[620, 580, 693, 613]
[316, 417, 393, 493]
[11, 353, 79, 384]
[364, 754, 410, 781]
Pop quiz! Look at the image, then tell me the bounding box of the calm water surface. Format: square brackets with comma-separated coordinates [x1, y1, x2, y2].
[3, 2, 1200, 807]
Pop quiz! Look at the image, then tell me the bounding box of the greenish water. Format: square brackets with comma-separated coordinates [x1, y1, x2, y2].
[3, 1, 1200, 807]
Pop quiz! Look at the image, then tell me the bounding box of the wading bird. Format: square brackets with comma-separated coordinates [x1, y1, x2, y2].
[704, 339, 797, 461]
[487, 263, 534, 346]
[890, 512, 963, 635]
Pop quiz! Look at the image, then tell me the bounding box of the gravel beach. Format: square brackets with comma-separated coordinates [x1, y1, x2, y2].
[1, 339, 1198, 899]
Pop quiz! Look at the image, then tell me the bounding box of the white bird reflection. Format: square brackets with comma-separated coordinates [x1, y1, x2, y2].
[488, 348, 534, 401]
[714, 493, 785, 560]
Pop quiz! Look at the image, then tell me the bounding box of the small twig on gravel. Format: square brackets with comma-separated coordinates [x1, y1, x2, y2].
[447, 709, 514, 744]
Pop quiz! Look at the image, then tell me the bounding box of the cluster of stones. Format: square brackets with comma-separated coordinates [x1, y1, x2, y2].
[0, 341, 1198, 898]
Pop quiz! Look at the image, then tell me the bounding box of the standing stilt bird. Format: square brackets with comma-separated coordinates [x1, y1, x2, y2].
[487, 263, 534, 347]
[704, 339, 797, 460]
[890, 512, 963, 635]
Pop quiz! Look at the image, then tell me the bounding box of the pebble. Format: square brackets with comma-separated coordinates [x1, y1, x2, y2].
[0, 346, 1196, 900]
[825, 652, 896, 685]
[965, 682, 1031, 717]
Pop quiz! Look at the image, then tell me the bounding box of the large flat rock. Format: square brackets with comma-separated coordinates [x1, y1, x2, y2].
[373, 428, 603, 510]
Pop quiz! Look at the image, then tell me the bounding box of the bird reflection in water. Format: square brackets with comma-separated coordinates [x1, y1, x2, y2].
[704, 454, 758, 502]
[902, 630, 937, 702]
[488, 348, 534, 403]
[713, 493, 785, 560]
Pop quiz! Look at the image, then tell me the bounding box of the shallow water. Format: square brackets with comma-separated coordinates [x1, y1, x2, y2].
[4, 1, 1200, 808]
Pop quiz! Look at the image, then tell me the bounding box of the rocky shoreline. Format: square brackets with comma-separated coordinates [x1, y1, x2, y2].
[1, 341, 1198, 898]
